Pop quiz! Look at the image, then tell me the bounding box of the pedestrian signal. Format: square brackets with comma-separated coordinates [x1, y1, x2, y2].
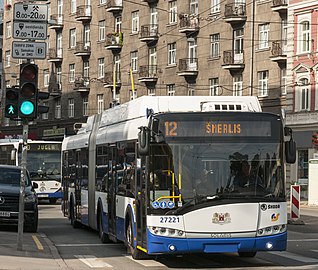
[5, 88, 19, 119]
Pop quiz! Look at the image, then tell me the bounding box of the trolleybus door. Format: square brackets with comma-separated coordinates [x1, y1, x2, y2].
[135, 157, 147, 249]
[62, 151, 69, 216]
[75, 150, 82, 220]
[107, 146, 117, 239]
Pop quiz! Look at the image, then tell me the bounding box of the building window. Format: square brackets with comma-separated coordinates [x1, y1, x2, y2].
[42, 101, 48, 120]
[5, 51, 11, 67]
[6, 21, 11, 38]
[84, 24, 90, 45]
[55, 98, 61, 119]
[281, 68, 287, 95]
[71, 0, 76, 14]
[298, 150, 308, 181]
[83, 61, 89, 79]
[233, 74, 243, 96]
[299, 78, 309, 111]
[299, 21, 310, 53]
[259, 23, 269, 49]
[83, 96, 88, 116]
[68, 98, 74, 118]
[100, 0, 106, 4]
[130, 89, 137, 100]
[169, 1, 177, 24]
[132, 11, 139, 33]
[44, 69, 49, 87]
[148, 88, 156, 96]
[69, 64, 75, 82]
[168, 43, 176, 65]
[97, 94, 104, 114]
[188, 84, 195, 96]
[258, 70, 268, 97]
[210, 34, 220, 58]
[209, 78, 219, 96]
[69, 28, 76, 48]
[211, 0, 220, 14]
[56, 66, 62, 87]
[98, 58, 104, 78]
[115, 16, 122, 32]
[167, 84, 175, 96]
[190, 0, 198, 15]
[98, 20, 105, 41]
[130, 51, 138, 72]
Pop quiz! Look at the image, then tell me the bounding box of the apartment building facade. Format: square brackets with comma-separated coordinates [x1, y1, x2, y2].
[285, 0, 318, 197]
[1, 0, 287, 141]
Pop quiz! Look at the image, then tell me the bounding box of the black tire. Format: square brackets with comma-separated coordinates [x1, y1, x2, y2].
[49, 198, 57, 204]
[98, 209, 110, 243]
[70, 200, 80, 228]
[126, 218, 148, 260]
[24, 211, 38, 233]
[238, 251, 257, 257]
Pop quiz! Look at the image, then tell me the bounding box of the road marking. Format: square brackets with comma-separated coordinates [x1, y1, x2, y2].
[288, 239, 318, 242]
[269, 251, 318, 263]
[126, 255, 165, 267]
[32, 235, 44, 251]
[75, 255, 112, 268]
[56, 243, 118, 247]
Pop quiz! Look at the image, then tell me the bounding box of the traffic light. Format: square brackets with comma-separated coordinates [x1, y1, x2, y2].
[4, 88, 19, 119]
[19, 63, 38, 120]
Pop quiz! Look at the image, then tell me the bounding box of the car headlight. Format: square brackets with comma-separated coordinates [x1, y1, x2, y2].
[24, 194, 36, 203]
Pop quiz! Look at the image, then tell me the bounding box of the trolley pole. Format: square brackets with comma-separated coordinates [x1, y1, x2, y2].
[17, 121, 29, 251]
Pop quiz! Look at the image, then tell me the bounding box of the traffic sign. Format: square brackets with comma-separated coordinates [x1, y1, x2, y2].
[12, 41, 46, 59]
[13, 21, 47, 40]
[13, 3, 48, 22]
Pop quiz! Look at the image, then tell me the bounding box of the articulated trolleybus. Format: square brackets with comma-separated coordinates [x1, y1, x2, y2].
[0, 139, 62, 203]
[62, 96, 296, 259]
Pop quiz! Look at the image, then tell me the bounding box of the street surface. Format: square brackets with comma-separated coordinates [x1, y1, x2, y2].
[34, 201, 318, 270]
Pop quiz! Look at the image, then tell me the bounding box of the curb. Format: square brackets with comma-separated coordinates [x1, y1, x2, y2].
[40, 233, 73, 270]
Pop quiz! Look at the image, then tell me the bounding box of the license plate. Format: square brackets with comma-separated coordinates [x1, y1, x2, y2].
[0, 211, 10, 217]
[37, 194, 49, 198]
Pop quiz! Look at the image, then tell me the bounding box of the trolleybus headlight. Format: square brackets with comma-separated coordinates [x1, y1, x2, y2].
[149, 226, 185, 238]
[168, 244, 176, 252]
[257, 224, 287, 236]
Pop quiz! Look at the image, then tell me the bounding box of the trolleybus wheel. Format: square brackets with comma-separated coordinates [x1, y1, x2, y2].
[238, 251, 257, 257]
[98, 209, 110, 243]
[126, 218, 148, 260]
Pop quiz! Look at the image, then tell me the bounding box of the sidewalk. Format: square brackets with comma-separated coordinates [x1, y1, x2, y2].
[0, 230, 70, 270]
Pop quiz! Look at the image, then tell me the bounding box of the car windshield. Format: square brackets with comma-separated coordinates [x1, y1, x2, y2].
[0, 168, 30, 186]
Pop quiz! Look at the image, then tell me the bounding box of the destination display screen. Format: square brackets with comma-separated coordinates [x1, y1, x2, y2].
[161, 121, 272, 138]
[26, 143, 61, 152]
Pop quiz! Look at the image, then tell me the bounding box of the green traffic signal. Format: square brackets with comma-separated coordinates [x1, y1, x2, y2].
[20, 100, 35, 116]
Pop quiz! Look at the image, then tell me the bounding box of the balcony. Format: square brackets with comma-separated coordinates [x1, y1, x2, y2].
[224, 3, 246, 24]
[103, 71, 122, 89]
[48, 82, 62, 96]
[105, 0, 123, 13]
[141, 0, 158, 4]
[270, 41, 287, 63]
[179, 14, 200, 34]
[139, 24, 159, 43]
[73, 77, 90, 92]
[74, 42, 91, 57]
[48, 14, 64, 29]
[75, 5, 92, 22]
[222, 50, 245, 70]
[138, 65, 158, 83]
[271, 0, 287, 13]
[48, 48, 63, 62]
[105, 32, 123, 51]
[177, 58, 198, 76]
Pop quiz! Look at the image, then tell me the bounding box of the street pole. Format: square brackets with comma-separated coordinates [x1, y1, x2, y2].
[17, 120, 28, 251]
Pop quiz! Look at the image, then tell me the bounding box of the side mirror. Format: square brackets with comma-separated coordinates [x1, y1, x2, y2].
[285, 139, 296, 164]
[32, 182, 39, 189]
[138, 126, 150, 156]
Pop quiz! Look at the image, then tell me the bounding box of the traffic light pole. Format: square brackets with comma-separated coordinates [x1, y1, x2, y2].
[17, 120, 28, 251]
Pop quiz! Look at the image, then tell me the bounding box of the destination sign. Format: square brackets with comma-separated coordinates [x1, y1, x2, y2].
[27, 143, 61, 152]
[13, 21, 47, 40]
[13, 3, 48, 22]
[162, 121, 272, 137]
